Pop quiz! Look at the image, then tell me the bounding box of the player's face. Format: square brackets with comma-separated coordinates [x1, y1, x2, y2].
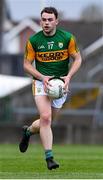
[41, 12, 58, 35]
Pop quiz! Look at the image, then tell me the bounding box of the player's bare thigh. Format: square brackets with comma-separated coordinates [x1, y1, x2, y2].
[34, 95, 52, 122]
[34, 95, 61, 120]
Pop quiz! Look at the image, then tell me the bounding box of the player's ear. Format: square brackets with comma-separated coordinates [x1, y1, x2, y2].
[56, 18, 59, 25]
[40, 20, 42, 26]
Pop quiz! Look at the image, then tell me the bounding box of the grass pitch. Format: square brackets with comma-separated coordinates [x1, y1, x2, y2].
[0, 144, 103, 179]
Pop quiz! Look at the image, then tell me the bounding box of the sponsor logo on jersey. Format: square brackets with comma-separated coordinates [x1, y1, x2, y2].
[36, 49, 68, 62]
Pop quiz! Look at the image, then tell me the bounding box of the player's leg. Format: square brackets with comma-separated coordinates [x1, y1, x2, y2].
[19, 119, 40, 153]
[45, 106, 60, 170]
[27, 119, 40, 134]
[19, 80, 41, 152]
[19, 95, 52, 152]
[52, 106, 61, 120]
[19, 79, 62, 153]
[28, 106, 60, 134]
[19, 95, 66, 153]
[35, 95, 52, 150]
[29, 93, 67, 134]
[34, 95, 59, 170]
[19, 78, 62, 145]
[27, 107, 60, 134]
[25, 106, 60, 138]
[19, 95, 59, 169]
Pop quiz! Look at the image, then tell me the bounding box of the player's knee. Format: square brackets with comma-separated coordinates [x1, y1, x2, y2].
[40, 112, 51, 126]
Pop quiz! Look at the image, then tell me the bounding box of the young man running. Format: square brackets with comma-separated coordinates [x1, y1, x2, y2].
[19, 7, 82, 170]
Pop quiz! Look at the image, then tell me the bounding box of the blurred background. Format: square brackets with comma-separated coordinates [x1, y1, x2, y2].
[0, 0, 103, 144]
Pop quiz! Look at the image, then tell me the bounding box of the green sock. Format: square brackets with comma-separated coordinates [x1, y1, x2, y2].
[45, 150, 53, 160]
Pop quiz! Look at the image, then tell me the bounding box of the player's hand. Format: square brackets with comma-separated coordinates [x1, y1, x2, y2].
[42, 76, 54, 92]
[60, 76, 71, 93]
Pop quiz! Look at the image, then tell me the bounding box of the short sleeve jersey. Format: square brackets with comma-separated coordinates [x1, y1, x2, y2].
[24, 28, 79, 78]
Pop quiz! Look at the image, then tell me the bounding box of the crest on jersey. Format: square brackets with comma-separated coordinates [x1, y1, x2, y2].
[58, 42, 63, 48]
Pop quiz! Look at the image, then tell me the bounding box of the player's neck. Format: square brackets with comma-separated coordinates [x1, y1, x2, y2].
[43, 28, 56, 36]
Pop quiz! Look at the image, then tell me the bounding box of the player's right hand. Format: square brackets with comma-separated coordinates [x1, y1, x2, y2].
[42, 76, 54, 92]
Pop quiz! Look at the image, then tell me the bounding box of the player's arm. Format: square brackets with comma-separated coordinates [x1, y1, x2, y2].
[24, 40, 52, 88]
[23, 40, 45, 80]
[67, 51, 82, 80]
[61, 36, 82, 89]
[67, 35, 82, 79]
[24, 59, 52, 91]
[24, 59, 45, 81]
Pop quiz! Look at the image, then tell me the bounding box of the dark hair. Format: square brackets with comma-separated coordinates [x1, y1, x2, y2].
[41, 7, 58, 19]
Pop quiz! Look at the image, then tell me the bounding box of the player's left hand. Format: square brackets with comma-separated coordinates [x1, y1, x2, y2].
[60, 76, 71, 93]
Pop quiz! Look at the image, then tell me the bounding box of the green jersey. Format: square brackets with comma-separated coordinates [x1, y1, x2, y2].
[24, 28, 79, 78]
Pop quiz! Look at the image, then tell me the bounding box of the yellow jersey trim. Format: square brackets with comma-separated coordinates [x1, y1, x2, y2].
[24, 41, 35, 61]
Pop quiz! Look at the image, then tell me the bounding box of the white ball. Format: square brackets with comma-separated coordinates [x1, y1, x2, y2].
[46, 78, 65, 99]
